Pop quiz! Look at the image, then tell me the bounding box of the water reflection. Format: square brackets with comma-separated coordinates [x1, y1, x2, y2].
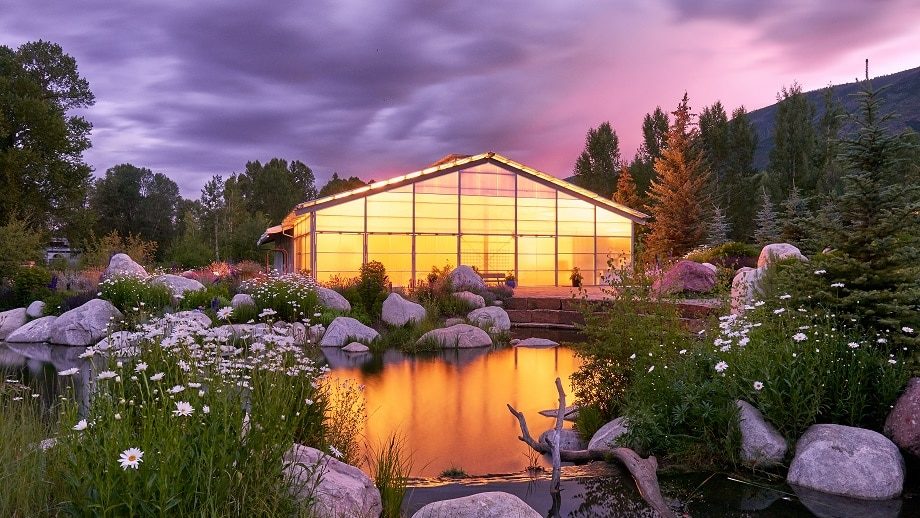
[0, 342, 92, 414]
[324, 346, 581, 477]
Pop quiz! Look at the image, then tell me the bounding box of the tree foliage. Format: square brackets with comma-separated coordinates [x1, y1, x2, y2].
[612, 165, 641, 210]
[0, 40, 94, 238]
[630, 107, 669, 196]
[753, 188, 779, 246]
[768, 83, 818, 198]
[318, 173, 367, 198]
[234, 158, 316, 224]
[573, 121, 622, 197]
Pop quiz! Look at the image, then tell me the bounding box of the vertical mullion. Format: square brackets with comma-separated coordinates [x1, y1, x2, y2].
[554, 191, 559, 287]
[513, 173, 518, 286]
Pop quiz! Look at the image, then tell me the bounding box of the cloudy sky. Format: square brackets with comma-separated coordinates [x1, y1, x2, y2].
[3, 0, 919, 197]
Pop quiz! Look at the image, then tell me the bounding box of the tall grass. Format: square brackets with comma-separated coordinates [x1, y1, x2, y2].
[0, 382, 54, 517]
[368, 434, 413, 518]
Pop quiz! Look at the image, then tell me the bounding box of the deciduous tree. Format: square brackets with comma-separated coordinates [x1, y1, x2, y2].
[573, 121, 622, 197]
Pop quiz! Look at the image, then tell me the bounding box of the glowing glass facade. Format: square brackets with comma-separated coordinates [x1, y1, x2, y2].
[265, 154, 645, 287]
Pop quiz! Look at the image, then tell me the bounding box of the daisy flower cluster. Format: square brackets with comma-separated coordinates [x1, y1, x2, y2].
[242, 271, 321, 322]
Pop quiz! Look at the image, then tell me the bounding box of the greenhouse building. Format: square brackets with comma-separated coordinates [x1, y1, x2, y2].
[259, 152, 647, 287]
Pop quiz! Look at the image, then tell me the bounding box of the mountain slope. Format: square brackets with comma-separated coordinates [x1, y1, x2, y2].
[747, 65, 920, 170]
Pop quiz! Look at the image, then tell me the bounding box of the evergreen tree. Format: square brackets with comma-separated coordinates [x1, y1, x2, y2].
[706, 205, 731, 246]
[612, 165, 641, 209]
[318, 172, 367, 197]
[753, 188, 779, 246]
[726, 107, 758, 240]
[631, 107, 670, 197]
[573, 121, 622, 197]
[644, 93, 711, 260]
[815, 87, 845, 194]
[767, 83, 818, 199]
[199, 175, 224, 261]
[780, 185, 809, 246]
[697, 101, 730, 188]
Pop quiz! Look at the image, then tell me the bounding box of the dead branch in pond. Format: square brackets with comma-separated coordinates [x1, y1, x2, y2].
[507, 383, 675, 518]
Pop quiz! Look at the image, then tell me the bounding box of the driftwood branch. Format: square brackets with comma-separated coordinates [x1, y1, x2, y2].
[507, 386, 675, 518]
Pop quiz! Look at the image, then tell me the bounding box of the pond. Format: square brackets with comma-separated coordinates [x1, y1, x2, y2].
[2, 339, 916, 517]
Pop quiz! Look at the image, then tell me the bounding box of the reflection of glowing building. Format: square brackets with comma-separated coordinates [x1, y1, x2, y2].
[260, 153, 647, 286]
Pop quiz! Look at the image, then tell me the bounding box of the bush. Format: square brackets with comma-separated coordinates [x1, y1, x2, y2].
[81, 231, 157, 269]
[356, 261, 389, 317]
[244, 271, 320, 322]
[685, 241, 758, 269]
[0, 216, 44, 280]
[98, 274, 172, 314]
[6, 266, 52, 309]
[177, 284, 231, 311]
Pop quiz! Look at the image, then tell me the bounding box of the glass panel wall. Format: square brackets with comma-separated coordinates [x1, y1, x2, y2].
[517, 177, 555, 235]
[367, 185, 413, 233]
[293, 215, 311, 273]
[518, 236, 555, 286]
[460, 235, 514, 275]
[315, 199, 365, 232]
[557, 193, 594, 236]
[415, 235, 457, 276]
[315, 233, 363, 282]
[415, 172, 458, 233]
[461, 164, 515, 234]
[557, 236, 595, 285]
[367, 234, 412, 287]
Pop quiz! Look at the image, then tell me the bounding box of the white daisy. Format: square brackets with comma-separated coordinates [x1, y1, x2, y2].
[118, 447, 144, 470]
[73, 419, 88, 431]
[715, 361, 728, 373]
[97, 370, 117, 380]
[150, 372, 165, 382]
[135, 362, 148, 372]
[58, 367, 79, 376]
[172, 401, 194, 417]
[753, 381, 764, 391]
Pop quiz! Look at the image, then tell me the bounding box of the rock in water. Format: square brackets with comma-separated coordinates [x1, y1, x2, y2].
[412, 491, 540, 518]
[884, 377, 920, 460]
[539, 428, 587, 451]
[284, 444, 382, 518]
[319, 317, 379, 347]
[736, 400, 786, 467]
[0, 308, 27, 339]
[453, 291, 486, 308]
[447, 265, 486, 292]
[652, 260, 717, 295]
[787, 424, 904, 500]
[48, 299, 123, 346]
[102, 253, 148, 280]
[342, 342, 370, 353]
[417, 324, 492, 348]
[26, 300, 45, 318]
[381, 292, 426, 326]
[757, 243, 808, 268]
[5, 316, 57, 343]
[514, 337, 559, 348]
[316, 287, 351, 312]
[587, 417, 629, 455]
[467, 306, 511, 331]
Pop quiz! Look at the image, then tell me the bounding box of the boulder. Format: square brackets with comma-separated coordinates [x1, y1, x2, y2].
[736, 400, 786, 467]
[792, 484, 902, 518]
[730, 267, 765, 314]
[0, 308, 28, 339]
[102, 253, 148, 280]
[308, 324, 326, 343]
[316, 287, 351, 312]
[447, 265, 486, 292]
[381, 292, 426, 326]
[5, 316, 57, 343]
[444, 317, 465, 327]
[701, 262, 718, 273]
[412, 492, 540, 518]
[151, 274, 205, 299]
[418, 324, 492, 348]
[587, 417, 629, 455]
[342, 342, 370, 353]
[48, 299, 123, 346]
[96, 331, 141, 352]
[884, 377, 920, 460]
[539, 428, 587, 451]
[453, 291, 486, 309]
[467, 306, 511, 332]
[291, 322, 307, 345]
[652, 260, 717, 296]
[319, 317, 379, 347]
[231, 293, 255, 308]
[26, 300, 45, 319]
[757, 243, 808, 269]
[787, 424, 904, 500]
[284, 444, 382, 518]
[514, 337, 559, 348]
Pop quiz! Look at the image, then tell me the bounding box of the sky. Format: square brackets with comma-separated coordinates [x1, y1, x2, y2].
[3, 0, 919, 198]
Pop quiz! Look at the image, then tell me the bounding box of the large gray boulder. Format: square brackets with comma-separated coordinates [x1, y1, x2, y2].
[652, 260, 717, 296]
[5, 315, 57, 343]
[757, 243, 808, 268]
[539, 428, 587, 451]
[736, 400, 786, 467]
[587, 417, 629, 455]
[0, 307, 27, 339]
[467, 306, 511, 332]
[730, 267, 765, 314]
[787, 424, 904, 500]
[453, 291, 486, 309]
[102, 253, 148, 280]
[316, 287, 351, 312]
[381, 292, 426, 326]
[284, 444, 382, 518]
[319, 317, 379, 347]
[231, 293, 255, 308]
[26, 300, 45, 319]
[151, 274, 205, 299]
[447, 265, 486, 292]
[514, 337, 559, 348]
[884, 377, 920, 460]
[412, 491, 539, 518]
[48, 299, 123, 346]
[417, 324, 492, 348]
[342, 342, 370, 353]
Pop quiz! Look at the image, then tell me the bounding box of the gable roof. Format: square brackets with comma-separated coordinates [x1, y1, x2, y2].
[286, 152, 648, 223]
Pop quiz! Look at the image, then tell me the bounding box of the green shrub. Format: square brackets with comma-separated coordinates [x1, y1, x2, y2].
[0, 216, 44, 280]
[356, 261, 389, 318]
[368, 434, 412, 518]
[177, 284, 231, 311]
[97, 274, 172, 314]
[245, 272, 320, 322]
[10, 266, 52, 308]
[685, 241, 759, 268]
[573, 404, 606, 440]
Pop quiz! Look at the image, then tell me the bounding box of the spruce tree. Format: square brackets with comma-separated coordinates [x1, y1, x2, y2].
[780, 185, 809, 246]
[644, 93, 711, 260]
[753, 188, 779, 246]
[767, 83, 818, 199]
[612, 165, 641, 209]
[706, 205, 731, 246]
[726, 107, 758, 240]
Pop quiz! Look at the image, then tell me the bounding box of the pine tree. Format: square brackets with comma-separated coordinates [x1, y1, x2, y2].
[706, 205, 731, 246]
[780, 185, 809, 246]
[644, 93, 711, 260]
[767, 83, 818, 199]
[573, 122, 622, 197]
[612, 165, 641, 209]
[726, 107, 758, 240]
[753, 188, 779, 246]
